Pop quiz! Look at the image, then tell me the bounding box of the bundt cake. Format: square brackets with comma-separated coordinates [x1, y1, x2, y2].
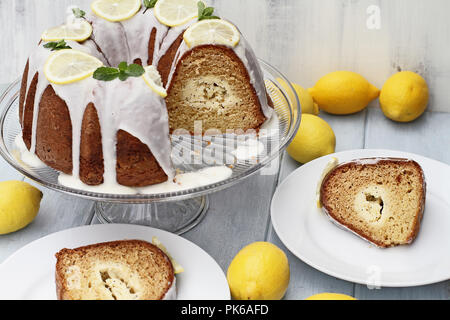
[19, 1, 272, 188]
[319, 158, 426, 248]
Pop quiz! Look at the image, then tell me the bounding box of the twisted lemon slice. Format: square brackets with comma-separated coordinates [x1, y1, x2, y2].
[183, 19, 240, 48]
[42, 20, 93, 42]
[44, 50, 104, 85]
[154, 0, 200, 27]
[143, 66, 167, 98]
[152, 237, 184, 274]
[91, 0, 141, 22]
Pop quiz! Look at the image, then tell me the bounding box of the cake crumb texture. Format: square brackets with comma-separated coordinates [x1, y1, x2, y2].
[320, 159, 426, 248]
[166, 45, 266, 134]
[55, 240, 174, 300]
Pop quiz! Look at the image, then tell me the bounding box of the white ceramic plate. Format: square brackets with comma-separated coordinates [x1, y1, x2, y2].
[271, 149, 450, 287]
[0, 224, 230, 300]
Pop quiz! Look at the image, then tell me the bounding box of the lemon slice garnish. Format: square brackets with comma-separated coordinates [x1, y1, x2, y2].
[183, 19, 240, 48]
[152, 237, 185, 274]
[42, 20, 93, 42]
[143, 66, 167, 98]
[91, 0, 141, 22]
[44, 49, 104, 85]
[154, 0, 200, 27]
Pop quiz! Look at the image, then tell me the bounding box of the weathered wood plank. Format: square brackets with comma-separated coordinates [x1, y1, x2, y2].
[364, 108, 450, 164]
[183, 171, 280, 271]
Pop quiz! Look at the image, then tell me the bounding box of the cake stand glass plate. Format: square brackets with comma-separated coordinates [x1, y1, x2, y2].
[0, 60, 300, 234]
[271, 149, 450, 287]
[0, 224, 230, 300]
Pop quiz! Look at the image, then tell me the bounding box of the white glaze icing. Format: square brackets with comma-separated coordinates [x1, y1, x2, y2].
[138, 166, 232, 194]
[162, 277, 177, 300]
[14, 134, 46, 168]
[316, 157, 339, 208]
[231, 139, 265, 161]
[56, 165, 232, 195]
[353, 157, 413, 166]
[21, 5, 272, 191]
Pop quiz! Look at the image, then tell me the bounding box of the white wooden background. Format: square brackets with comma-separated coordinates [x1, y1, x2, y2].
[1, 0, 450, 300]
[2, 0, 450, 112]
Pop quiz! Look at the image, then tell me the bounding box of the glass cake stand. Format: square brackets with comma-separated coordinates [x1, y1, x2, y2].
[0, 60, 301, 234]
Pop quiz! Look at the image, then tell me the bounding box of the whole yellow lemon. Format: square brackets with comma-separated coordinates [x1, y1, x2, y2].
[380, 71, 429, 122]
[309, 71, 380, 115]
[306, 293, 357, 300]
[227, 242, 290, 300]
[287, 114, 336, 164]
[0, 180, 43, 235]
[277, 78, 319, 115]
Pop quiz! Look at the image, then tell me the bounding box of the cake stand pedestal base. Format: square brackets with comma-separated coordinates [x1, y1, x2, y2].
[94, 196, 209, 235]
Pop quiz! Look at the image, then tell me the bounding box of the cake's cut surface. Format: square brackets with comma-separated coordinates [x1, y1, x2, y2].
[166, 45, 266, 134]
[320, 158, 426, 248]
[55, 240, 174, 300]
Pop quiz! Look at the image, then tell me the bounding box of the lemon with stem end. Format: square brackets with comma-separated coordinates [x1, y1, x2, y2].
[0, 181, 43, 235]
[227, 242, 290, 300]
[309, 71, 380, 115]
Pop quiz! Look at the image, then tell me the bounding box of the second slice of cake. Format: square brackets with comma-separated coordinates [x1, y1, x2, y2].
[55, 240, 176, 300]
[320, 158, 426, 248]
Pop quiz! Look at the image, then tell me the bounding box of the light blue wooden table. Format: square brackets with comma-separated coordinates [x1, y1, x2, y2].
[1, 0, 450, 300]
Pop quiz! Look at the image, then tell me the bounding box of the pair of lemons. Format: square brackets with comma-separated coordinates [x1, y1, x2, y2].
[308, 70, 429, 122]
[227, 242, 355, 300]
[284, 70, 429, 164]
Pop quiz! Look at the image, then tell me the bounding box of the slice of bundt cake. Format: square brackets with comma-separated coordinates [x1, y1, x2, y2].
[320, 158, 426, 248]
[55, 240, 175, 300]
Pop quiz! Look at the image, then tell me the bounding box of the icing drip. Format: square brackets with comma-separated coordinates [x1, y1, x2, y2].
[24, 40, 174, 182]
[162, 278, 177, 300]
[153, 21, 194, 66]
[233, 36, 273, 119]
[25, 40, 107, 158]
[88, 8, 169, 67]
[90, 77, 174, 182]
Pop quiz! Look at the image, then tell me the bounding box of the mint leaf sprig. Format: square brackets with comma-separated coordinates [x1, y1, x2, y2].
[72, 7, 86, 19]
[143, 0, 158, 14]
[198, 2, 220, 21]
[44, 40, 72, 51]
[93, 62, 145, 81]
